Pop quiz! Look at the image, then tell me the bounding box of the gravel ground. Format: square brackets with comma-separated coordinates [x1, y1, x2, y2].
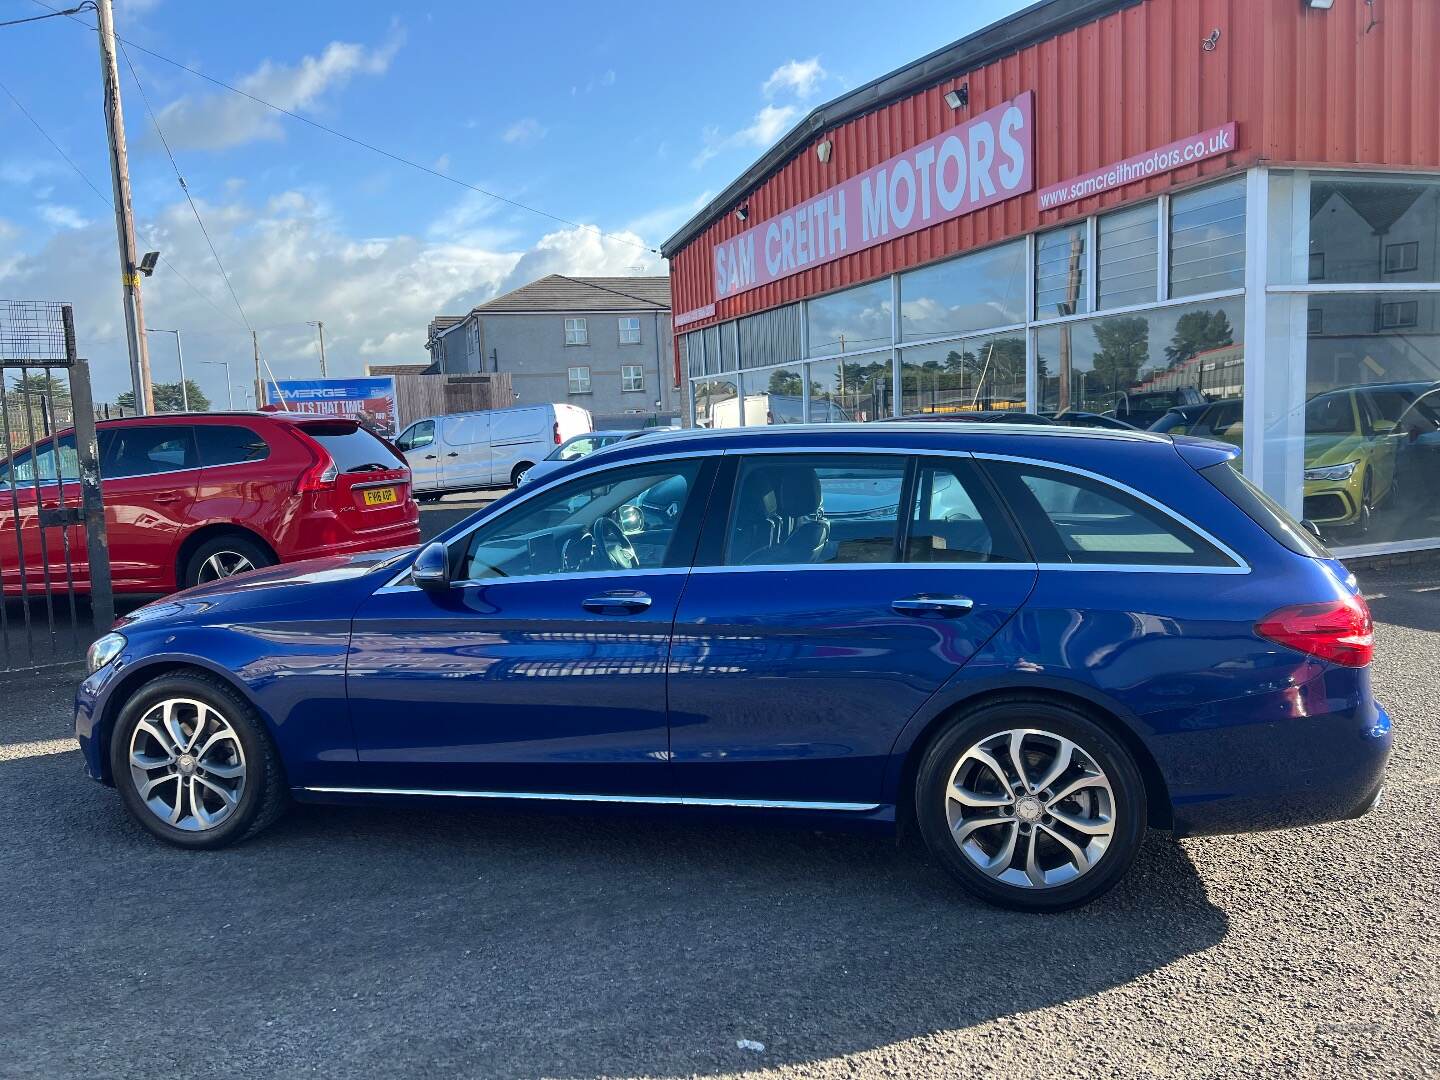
[0, 566, 1436, 1080]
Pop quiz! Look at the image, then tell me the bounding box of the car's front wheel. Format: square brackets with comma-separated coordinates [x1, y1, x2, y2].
[915, 698, 1147, 912]
[109, 673, 286, 849]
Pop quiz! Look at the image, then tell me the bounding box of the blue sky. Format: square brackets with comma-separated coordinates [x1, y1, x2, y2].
[0, 0, 1030, 404]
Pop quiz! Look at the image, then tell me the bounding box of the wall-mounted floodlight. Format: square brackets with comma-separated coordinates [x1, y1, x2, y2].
[735, 205, 749, 222]
[1306, 0, 1335, 8]
[137, 251, 160, 277]
[944, 84, 969, 110]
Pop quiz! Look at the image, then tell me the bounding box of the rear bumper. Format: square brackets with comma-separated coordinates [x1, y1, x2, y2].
[1158, 700, 1392, 838]
[286, 515, 420, 563]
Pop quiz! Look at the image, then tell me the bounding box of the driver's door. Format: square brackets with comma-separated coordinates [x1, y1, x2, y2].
[345, 455, 717, 796]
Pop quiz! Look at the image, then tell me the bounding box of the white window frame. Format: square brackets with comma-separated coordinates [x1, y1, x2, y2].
[618, 317, 641, 345]
[564, 317, 588, 346]
[465, 319, 480, 362]
[567, 365, 591, 394]
[620, 364, 645, 392]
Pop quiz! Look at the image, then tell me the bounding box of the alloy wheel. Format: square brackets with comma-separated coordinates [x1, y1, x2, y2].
[127, 698, 247, 832]
[197, 550, 256, 582]
[944, 728, 1115, 889]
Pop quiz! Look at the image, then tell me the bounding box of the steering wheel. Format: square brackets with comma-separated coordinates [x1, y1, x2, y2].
[592, 515, 639, 570]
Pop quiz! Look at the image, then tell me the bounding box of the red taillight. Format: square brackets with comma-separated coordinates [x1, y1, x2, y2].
[1255, 594, 1373, 667]
[553, 421, 561, 445]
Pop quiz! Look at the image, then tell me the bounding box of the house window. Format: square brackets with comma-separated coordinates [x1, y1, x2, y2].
[1385, 241, 1420, 274]
[1307, 306, 1324, 336]
[565, 317, 588, 345]
[567, 365, 591, 394]
[621, 364, 645, 392]
[618, 317, 641, 344]
[465, 319, 480, 362]
[1308, 252, 1326, 281]
[1380, 300, 1419, 329]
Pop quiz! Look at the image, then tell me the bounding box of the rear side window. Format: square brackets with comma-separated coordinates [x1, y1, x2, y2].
[907, 458, 1027, 564]
[104, 425, 198, 479]
[1, 433, 78, 485]
[983, 460, 1236, 568]
[301, 423, 406, 473]
[194, 424, 270, 467]
[724, 455, 907, 566]
[1201, 459, 1331, 558]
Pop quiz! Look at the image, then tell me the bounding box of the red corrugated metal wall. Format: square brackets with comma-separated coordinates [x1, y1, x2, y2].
[669, 0, 1440, 381]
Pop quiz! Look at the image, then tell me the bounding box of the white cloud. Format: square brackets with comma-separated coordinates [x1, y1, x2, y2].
[433, 153, 451, 174]
[152, 33, 403, 152]
[39, 204, 88, 230]
[501, 118, 547, 145]
[624, 190, 714, 245]
[692, 103, 797, 169]
[763, 57, 826, 99]
[0, 188, 661, 405]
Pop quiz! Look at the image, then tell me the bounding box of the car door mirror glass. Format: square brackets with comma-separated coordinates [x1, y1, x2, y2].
[411, 541, 451, 591]
[617, 504, 644, 535]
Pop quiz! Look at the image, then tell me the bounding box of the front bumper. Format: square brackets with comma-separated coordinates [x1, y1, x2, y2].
[1302, 477, 1360, 525]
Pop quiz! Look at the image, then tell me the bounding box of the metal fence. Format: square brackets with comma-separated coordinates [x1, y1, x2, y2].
[0, 301, 112, 675]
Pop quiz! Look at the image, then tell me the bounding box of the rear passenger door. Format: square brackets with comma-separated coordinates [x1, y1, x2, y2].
[667, 452, 1037, 807]
[439, 414, 490, 490]
[101, 424, 200, 592]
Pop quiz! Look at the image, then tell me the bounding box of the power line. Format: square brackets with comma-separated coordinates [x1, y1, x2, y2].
[0, 74, 246, 329]
[30, 0, 661, 254]
[0, 0, 92, 28]
[119, 42, 253, 333]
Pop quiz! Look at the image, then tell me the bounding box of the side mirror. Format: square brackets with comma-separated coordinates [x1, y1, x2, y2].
[411, 541, 451, 592]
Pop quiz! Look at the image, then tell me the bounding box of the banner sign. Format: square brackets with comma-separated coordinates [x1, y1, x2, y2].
[1037, 122, 1237, 211]
[266, 376, 398, 438]
[712, 91, 1035, 302]
[674, 303, 716, 328]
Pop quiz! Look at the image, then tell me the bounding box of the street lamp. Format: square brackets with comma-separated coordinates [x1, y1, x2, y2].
[199, 359, 234, 409]
[144, 328, 189, 410]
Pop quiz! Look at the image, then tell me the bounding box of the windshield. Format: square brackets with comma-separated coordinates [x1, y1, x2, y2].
[1305, 394, 1356, 436]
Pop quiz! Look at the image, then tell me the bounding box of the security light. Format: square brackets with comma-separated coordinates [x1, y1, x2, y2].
[735, 205, 749, 222]
[944, 85, 969, 110]
[816, 139, 832, 164]
[137, 251, 160, 277]
[1306, 0, 1334, 8]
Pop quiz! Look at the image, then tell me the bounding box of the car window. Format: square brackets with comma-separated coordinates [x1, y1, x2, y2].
[103, 425, 198, 479]
[983, 460, 1236, 567]
[0, 433, 79, 485]
[1201, 459, 1331, 558]
[724, 454, 907, 566]
[454, 459, 704, 582]
[1362, 390, 1413, 434]
[300, 422, 406, 473]
[907, 458, 1027, 564]
[553, 436, 599, 461]
[194, 424, 270, 466]
[1305, 394, 1355, 435]
[398, 421, 434, 452]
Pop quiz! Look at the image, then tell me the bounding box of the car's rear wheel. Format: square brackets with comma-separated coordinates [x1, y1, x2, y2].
[183, 534, 274, 589]
[915, 699, 1147, 912]
[511, 462, 533, 488]
[417, 492, 442, 504]
[109, 673, 286, 849]
[1357, 472, 1374, 535]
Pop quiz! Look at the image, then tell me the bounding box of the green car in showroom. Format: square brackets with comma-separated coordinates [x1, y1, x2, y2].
[1154, 382, 1435, 534]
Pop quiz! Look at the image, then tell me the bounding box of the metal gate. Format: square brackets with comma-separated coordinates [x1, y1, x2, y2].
[0, 301, 112, 674]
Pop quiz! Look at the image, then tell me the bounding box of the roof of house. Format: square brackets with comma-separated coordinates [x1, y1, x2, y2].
[660, 0, 1136, 257]
[471, 274, 670, 315]
[366, 363, 431, 377]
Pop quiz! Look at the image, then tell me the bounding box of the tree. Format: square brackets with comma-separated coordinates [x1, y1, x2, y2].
[1164, 309, 1235, 368]
[117, 380, 210, 413]
[767, 368, 803, 396]
[1091, 316, 1150, 394]
[7, 372, 72, 438]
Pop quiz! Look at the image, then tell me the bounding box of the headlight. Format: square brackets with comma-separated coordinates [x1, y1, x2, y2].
[85, 632, 126, 675]
[1305, 461, 1358, 482]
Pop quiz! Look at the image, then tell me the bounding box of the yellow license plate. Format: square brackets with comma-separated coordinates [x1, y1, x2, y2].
[363, 486, 399, 506]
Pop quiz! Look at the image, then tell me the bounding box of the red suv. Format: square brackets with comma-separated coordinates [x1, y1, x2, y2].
[0, 412, 419, 595]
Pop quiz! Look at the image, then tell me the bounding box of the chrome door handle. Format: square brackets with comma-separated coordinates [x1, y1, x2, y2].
[446, 452, 460, 458]
[424, 454, 438, 460]
[582, 590, 652, 614]
[892, 594, 974, 618]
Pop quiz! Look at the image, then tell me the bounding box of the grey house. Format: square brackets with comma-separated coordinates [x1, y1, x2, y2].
[426, 275, 676, 426]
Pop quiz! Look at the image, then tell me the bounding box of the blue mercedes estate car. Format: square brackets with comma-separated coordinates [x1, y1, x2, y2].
[75, 423, 1391, 911]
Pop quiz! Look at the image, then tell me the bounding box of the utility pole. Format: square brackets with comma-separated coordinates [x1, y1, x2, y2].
[252, 330, 262, 408]
[315, 320, 328, 378]
[96, 0, 153, 415]
[145, 328, 188, 410]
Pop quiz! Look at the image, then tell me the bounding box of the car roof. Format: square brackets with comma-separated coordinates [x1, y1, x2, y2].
[612, 421, 1172, 451]
[94, 410, 346, 427]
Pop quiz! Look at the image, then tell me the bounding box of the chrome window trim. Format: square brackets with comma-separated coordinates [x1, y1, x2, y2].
[302, 785, 880, 813]
[971, 451, 1251, 574]
[379, 439, 1251, 590]
[376, 565, 691, 596]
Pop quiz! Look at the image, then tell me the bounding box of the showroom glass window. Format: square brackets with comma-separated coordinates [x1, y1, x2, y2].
[1299, 179, 1440, 546]
[1035, 223, 1088, 318]
[899, 240, 1026, 341]
[806, 280, 892, 357]
[900, 333, 1027, 417]
[1170, 178, 1246, 297]
[1097, 203, 1159, 310]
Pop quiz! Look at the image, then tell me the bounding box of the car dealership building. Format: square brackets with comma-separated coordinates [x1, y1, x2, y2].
[662, 0, 1440, 559]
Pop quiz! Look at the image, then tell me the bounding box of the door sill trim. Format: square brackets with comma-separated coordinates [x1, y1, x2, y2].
[302, 786, 880, 812]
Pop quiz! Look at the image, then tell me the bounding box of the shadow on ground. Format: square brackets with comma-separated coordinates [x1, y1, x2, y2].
[1, 744, 1227, 1079]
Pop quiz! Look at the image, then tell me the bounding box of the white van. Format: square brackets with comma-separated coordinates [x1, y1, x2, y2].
[395, 403, 591, 498]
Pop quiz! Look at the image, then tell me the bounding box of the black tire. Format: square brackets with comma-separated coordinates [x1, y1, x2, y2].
[914, 697, 1147, 912]
[417, 492, 443, 505]
[109, 672, 287, 850]
[182, 533, 274, 589]
[1356, 472, 1374, 535]
[511, 462, 533, 488]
